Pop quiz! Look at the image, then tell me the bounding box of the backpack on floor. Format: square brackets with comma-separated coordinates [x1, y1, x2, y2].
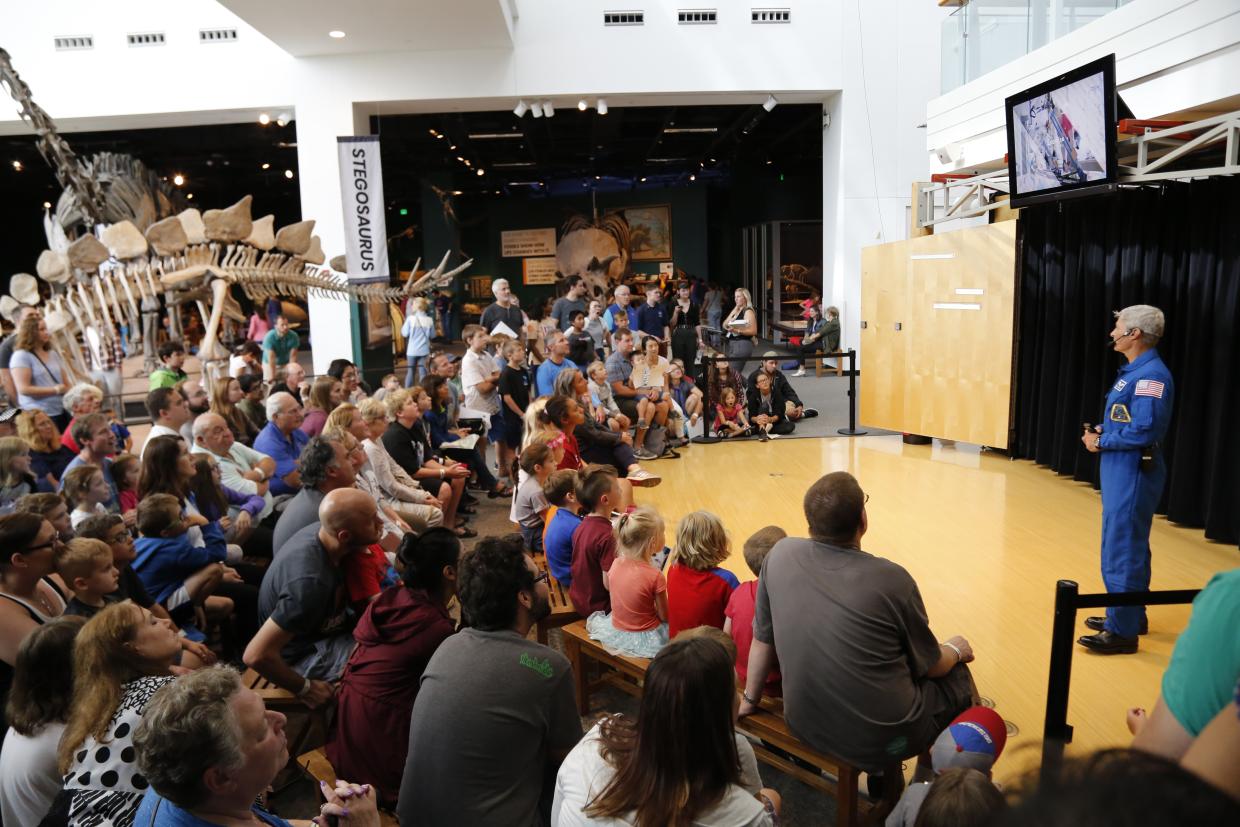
[644, 423, 671, 456]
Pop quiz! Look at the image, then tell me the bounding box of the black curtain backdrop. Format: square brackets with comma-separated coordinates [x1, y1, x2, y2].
[1012, 178, 1240, 549]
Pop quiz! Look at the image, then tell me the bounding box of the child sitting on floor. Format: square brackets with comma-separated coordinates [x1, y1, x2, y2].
[513, 442, 554, 551]
[585, 506, 669, 658]
[543, 469, 583, 587]
[725, 525, 786, 697]
[667, 510, 739, 638]
[713, 386, 750, 438]
[57, 537, 120, 618]
[62, 465, 112, 529]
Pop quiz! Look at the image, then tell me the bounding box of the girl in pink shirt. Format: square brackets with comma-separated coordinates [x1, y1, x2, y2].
[585, 506, 669, 658]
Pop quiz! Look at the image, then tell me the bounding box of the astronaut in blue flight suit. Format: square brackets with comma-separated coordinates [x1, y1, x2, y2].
[1079, 305, 1174, 655]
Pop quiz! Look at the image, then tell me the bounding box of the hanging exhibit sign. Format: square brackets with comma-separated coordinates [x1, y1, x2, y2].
[337, 136, 390, 282]
[523, 256, 559, 285]
[502, 228, 556, 257]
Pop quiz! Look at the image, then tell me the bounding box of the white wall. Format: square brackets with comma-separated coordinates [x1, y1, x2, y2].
[1, 0, 948, 373]
[925, 0, 1240, 172]
[824, 0, 948, 364]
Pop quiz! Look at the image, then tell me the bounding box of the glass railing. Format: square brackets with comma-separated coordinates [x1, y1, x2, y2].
[941, 0, 1135, 93]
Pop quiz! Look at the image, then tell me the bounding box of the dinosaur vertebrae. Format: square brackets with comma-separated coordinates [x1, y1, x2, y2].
[154, 243, 470, 304]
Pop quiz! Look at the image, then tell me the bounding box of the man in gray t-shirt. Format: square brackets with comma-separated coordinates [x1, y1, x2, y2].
[550, 275, 589, 331]
[398, 535, 582, 826]
[739, 471, 977, 773]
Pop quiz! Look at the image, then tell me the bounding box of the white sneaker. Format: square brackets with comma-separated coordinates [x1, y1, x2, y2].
[626, 469, 662, 487]
[792, 367, 806, 377]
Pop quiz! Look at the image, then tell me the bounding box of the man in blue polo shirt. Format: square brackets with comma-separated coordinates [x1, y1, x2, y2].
[253, 392, 308, 497]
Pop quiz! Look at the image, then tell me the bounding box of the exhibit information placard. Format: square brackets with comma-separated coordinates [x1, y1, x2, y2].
[502, 228, 556, 257]
[523, 256, 559, 285]
[337, 136, 390, 282]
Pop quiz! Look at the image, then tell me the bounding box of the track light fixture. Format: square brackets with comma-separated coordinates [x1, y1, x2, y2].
[513, 100, 529, 118]
[578, 99, 588, 111]
[763, 94, 778, 112]
[597, 99, 608, 115]
[531, 102, 544, 118]
[542, 100, 555, 117]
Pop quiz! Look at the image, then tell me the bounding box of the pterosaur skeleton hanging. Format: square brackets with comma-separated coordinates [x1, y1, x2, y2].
[0, 47, 470, 389]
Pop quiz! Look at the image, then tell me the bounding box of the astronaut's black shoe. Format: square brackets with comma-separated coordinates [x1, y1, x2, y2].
[1085, 616, 1147, 635]
[1077, 631, 1138, 655]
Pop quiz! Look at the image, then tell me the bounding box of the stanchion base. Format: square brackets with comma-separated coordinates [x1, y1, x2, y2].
[837, 428, 868, 436]
[691, 435, 724, 445]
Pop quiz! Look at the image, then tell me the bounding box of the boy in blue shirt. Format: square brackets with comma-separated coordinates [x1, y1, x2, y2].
[542, 469, 582, 587]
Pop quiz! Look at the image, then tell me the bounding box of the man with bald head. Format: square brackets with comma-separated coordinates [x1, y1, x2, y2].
[245, 488, 383, 705]
[192, 411, 276, 521]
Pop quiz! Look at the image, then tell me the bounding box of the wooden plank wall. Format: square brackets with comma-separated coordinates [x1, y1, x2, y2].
[860, 221, 1017, 447]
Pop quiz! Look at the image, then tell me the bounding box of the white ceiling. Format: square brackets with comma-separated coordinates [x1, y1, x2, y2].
[218, 0, 515, 57]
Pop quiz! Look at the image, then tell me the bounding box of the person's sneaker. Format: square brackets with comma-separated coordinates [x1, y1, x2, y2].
[626, 469, 662, 487]
[802, 407, 819, 418]
[634, 447, 658, 461]
[758, 431, 770, 442]
[792, 367, 806, 377]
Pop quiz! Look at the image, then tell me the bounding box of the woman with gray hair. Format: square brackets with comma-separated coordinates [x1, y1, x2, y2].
[133, 665, 382, 826]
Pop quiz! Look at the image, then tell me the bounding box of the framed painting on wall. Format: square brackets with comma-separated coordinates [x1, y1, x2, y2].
[618, 205, 672, 261]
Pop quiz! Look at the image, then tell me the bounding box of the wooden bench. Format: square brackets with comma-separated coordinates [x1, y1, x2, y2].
[816, 351, 846, 377]
[560, 621, 901, 826]
[299, 747, 400, 827]
[532, 552, 580, 644]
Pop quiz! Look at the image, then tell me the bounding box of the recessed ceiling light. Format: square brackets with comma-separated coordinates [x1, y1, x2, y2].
[258, 113, 270, 125]
[329, 30, 346, 38]
[476, 169, 485, 176]
[173, 174, 185, 186]
[640, 177, 647, 183]
[284, 169, 294, 179]
[186, 193, 194, 200]
[449, 145, 457, 151]
[428, 129, 438, 137]
[11, 160, 22, 171]
[689, 174, 696, 181]
[451, 190, 463, 196]
[42, 200, 51, 209]
[261, 163, 270, 170]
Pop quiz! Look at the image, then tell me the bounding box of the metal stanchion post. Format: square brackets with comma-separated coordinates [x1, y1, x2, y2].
[1041, 579, 1079, 780]
[837, 349, 867, 436]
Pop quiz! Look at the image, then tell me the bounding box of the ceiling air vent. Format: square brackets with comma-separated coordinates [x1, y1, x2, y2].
[751, 8, 791, 23]
[199, 28, 238, 43]
[127, 32, 166, 47]
[678, 9, 718, 24]
[53, 36, 94, 51]
[604, 10, 644, 26]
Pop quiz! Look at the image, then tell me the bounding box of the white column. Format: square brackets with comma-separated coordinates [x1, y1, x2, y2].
[293, 95, 369, 375]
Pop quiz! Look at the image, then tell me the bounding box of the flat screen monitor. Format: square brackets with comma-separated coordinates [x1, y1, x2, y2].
[1005, 54, 1118, 208]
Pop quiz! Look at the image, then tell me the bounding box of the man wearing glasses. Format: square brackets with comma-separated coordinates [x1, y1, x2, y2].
[738, 471, 977, 786]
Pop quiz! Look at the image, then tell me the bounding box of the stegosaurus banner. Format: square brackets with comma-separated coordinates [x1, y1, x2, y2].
[337, 135, 389, 282]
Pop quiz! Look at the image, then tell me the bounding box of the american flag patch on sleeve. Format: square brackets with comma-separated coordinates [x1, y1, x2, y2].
[1135, 379, 1165, 398]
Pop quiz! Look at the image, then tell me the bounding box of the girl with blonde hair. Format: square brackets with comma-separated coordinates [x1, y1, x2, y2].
[667, 510, 739, 638]
[584, 506, 669, 658]
[58, 601, 182, 826]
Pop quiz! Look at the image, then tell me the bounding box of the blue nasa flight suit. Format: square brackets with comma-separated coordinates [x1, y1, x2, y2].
[1096, 348, 1174, 638]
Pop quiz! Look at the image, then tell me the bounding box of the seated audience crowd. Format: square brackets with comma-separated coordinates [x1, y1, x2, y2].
[0, 294, 1233, 827]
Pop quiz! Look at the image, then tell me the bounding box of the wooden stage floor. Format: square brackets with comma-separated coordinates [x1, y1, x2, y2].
[638, 434, 1236, 782]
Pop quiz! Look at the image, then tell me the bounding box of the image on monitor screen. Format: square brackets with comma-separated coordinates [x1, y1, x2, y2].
[1011, 69, 1109, 195]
